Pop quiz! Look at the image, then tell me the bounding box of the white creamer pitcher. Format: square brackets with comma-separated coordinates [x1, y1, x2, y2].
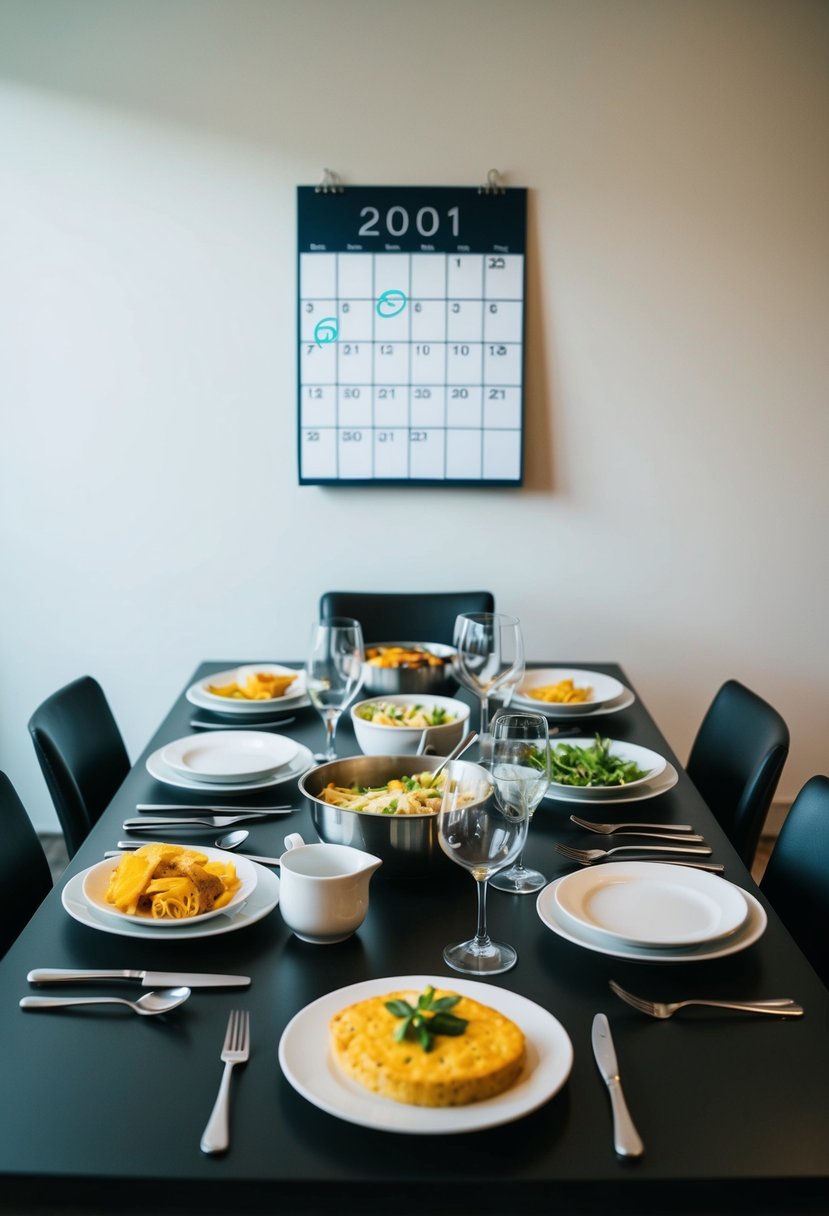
[278, 833, 382, 944]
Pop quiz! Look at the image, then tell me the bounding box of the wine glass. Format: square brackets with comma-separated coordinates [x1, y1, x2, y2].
[306, 617, 364, 763]
[488, 711, 551, 894]
[437, 759, 529, 974]
[453, 613, 525, 746]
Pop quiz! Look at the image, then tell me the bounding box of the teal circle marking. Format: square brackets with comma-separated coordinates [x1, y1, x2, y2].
[376, 290, 408, 318]
[314, 317, 339, 347]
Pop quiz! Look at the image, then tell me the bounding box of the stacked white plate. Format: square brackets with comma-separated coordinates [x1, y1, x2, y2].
[146, 731, 314, 794]
[186, 664, 309, 715]
[63, 850, 281, 940]
[513, 668, 633, 718]
[543, 737, 677, 804]
[536, 862, 767, 963]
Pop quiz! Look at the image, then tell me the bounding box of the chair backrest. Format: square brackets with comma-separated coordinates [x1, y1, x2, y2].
[686, 679, 789, 867]
[28, 676, 130, 858]
[0, 771, 52, 957]
[319, 590, 495, 646]
[760, 775, 829, 987]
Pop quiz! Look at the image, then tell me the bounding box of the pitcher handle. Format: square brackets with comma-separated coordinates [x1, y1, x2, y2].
[283, 832, 305, 851]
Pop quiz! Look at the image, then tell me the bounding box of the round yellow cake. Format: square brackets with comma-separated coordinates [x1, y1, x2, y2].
[329, 989, 526, 1107]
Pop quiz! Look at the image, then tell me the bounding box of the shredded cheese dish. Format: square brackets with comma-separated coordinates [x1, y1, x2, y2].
[526, 678, 592, 704]
[320, 772, 445, 815]
[105, 844, 241, 920]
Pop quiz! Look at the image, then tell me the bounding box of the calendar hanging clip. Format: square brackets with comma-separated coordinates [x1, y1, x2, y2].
[479, 168, 506, 195]
[316, 168, 344, 194]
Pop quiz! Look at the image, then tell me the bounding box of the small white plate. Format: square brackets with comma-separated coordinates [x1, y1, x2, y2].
[81, 847, 258, 927]
[278, 975, 574, 1135]
[63, 862, 279, 940]
[186, 665, 309, 715]
[543, 762, 678, 805]
[553, 862, 749, 948]
[513, 669, 625, 715]
[547, 738, 667, 796]
[145, 741, 314, 794]
[537, 876, 766, 963]
[161, 731, 298, 783]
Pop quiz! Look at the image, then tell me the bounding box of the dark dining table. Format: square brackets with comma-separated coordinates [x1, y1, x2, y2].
[2, 661, 828, 1216]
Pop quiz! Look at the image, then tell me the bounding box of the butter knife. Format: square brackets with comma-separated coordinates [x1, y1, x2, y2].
[592, 1013, 644, 1158]
[28, 969, 251, 988]
[136, 804, 291, 813]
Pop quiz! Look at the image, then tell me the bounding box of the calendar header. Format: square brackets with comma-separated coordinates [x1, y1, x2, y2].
[298, 186, 526, 256]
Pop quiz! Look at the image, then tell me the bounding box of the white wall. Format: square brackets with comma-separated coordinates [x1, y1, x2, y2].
[1, 0, 827, 831]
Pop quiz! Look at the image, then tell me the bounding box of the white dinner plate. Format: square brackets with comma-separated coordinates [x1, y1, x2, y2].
[536, 876, 766, 963]
[553, 862, 749, 948]
[63, 862, 279, 940]
[278, 975, 574, 1135]
[513, 669, 625, 715]
[81, 846, 259, 927]
[544, 758, 675, 807]
[145, 741, 314, 794]
[161, 731, 298, 783]
[186, 666, 308, 714]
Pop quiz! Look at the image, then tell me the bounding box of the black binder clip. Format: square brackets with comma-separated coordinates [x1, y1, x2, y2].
[479, 169, 506, 195]
[315, 168, 344, 194]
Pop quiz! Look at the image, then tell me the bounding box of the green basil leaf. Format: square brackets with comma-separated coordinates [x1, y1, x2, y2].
[385, 999, 414, 1018]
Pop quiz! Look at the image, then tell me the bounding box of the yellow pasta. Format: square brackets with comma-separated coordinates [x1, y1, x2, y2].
[526, 678, 592, 704]
[105, 844, 240, 920]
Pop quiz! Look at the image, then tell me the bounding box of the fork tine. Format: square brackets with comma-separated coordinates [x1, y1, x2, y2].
[609, 981, 654, 1015]
[222, 1010, 237, 1052]
[555, 843, 588, 861]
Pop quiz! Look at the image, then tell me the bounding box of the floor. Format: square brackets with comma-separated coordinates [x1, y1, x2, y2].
[39, 834, 775, 883]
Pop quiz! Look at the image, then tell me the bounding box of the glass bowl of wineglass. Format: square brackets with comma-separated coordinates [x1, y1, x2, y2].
[437, 760, 529, 974]
[453, 613, 525, 743]
[306, 617, 364, 763]
[488, 710, 551, 895]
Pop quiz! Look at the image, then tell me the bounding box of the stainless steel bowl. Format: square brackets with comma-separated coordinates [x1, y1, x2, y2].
[298, 753, 487, 880]
[362, 641, 458, 696]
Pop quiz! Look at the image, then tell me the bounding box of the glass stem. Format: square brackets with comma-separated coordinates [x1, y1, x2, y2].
[479, 695, 490, 737]
[473, 877, 492, 948]
[324, 712, 340, 759]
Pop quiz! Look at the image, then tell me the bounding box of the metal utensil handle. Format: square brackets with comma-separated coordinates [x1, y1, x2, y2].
[685, 999, 804, 1016]
[607, 1078, 644, 1158]
[200, 1060, 235, 1154]
[27, 969, 133, 983]
[617, 844, 711, 855]
[20, 996, 130, 1010]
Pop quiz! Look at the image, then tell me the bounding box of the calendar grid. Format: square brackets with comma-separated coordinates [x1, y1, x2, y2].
[298, 185, 526, 486]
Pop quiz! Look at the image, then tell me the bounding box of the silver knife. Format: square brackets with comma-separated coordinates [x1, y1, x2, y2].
[592, 1013, 644, 1158]
[136, 804, 291, 813]
[28, 969, 251, 988]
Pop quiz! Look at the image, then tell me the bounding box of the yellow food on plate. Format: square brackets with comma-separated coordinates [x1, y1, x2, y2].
[105, 843, 241, 920]
[330, 987, 525, 1107]
[207, 672, 298, 701]
[526, 678, 592, 704]
[319, 772, 446, 815]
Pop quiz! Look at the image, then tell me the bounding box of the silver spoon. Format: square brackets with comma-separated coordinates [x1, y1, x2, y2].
[428, 730, 479, 784]
[20, 987, 191, 1016]
[108, 831, 282, 867]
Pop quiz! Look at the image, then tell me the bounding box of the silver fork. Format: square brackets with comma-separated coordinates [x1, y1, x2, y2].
[556, 842, 712, 864]
[609, 981, 804, 1019]
[570, 814, 699, 840]
[123, 814, 283, 830]
[200, 1010, 250, 1154]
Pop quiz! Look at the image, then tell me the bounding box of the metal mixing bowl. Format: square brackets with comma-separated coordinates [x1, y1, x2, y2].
[298, 753, 487, 879]
[362, 641, 458, 696]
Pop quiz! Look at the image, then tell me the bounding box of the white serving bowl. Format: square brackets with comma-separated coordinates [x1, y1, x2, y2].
[350, 693, 470, 756]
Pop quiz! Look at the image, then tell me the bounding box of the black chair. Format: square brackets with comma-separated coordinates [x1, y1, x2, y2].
[760, 776, 829, 986]
[28, 676, 130, 858]
[686, 679, 789, 867]
[0, 772, 52, 957]
[319, 590, 495, 645]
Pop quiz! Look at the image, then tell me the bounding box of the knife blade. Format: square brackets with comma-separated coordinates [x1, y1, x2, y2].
[591, 1013, 644, 1158]
[27, 969, 251, 988]
[136, 804, 291, 813]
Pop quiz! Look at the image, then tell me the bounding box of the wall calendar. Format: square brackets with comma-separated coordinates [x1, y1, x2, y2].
[297, 183, 527, 485]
